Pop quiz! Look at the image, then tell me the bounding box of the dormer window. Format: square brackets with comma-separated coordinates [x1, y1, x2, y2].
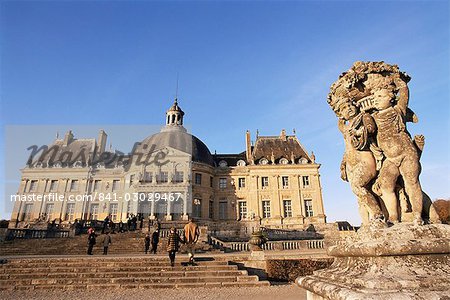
[259, 158, 269, 165]
[279, 158, 289, 165]
[236, 160, 246, 167]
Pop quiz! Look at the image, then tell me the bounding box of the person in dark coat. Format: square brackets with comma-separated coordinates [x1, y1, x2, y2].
[166, 227, 182, 267]
[144, 233, 151, 254]
[87, 230, 96, 255]
[127, 215, 132, 231]
[151, 230, 159, 254]
[103, 232, 112, 255]
[102, 215, 110, 234]
[132, 215, 137, 231]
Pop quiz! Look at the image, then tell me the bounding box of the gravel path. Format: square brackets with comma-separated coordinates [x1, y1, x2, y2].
[1, 284, 306, 300]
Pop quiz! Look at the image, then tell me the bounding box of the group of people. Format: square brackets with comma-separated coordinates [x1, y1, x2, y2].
[86, 218, 200, 267]
[166, 219, 200, 267]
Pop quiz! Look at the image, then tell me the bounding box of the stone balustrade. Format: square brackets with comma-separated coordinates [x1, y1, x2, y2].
[208, 235, 324, 252]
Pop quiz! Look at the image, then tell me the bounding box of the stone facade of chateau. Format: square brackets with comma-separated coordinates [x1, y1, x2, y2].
[9, 100, 326, 230]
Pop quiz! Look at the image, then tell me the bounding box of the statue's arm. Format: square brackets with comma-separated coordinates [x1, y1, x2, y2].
[338, 119, 346, 134]
[394, 77, 409, 117]
[340, 156, 348, 182]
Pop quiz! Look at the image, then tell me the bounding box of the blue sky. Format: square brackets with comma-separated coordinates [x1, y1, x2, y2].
[1, 0, 449, 224]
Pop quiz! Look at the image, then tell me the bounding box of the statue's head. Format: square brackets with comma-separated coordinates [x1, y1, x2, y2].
[372, 87, 396, 111]
[336, 100, 359, 120]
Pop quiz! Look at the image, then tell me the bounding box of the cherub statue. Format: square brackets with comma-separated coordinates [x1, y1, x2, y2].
[367, 84, 423, 224]
[328, 61, 434, 225]
[332, 97, 383, 223]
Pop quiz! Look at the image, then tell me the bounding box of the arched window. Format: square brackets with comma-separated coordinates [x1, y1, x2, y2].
[193, 196, 202, 218]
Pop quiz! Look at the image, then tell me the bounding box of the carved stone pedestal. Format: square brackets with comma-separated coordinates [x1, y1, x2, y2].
[297, 223, 450, 300]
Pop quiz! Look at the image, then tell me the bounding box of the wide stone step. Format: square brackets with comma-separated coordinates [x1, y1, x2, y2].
[0, 280, 270, 290]
[0, 275, 257, 287]
[0, 270, 248, 279]
[0, 265, 238, 274]
[2, 260, 229, 268]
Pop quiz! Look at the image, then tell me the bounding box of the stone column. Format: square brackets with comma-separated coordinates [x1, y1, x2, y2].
[165, 198, 172, 221]
[182, 191, 188, 220]
[149, 194, 155, 220]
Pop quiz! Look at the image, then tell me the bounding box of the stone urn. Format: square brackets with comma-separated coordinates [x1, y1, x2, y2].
[248, 231, 267, 251]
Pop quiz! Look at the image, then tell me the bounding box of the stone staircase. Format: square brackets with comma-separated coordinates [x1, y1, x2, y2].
[0, 231, 219, 256]
[0, 256, 269, 290]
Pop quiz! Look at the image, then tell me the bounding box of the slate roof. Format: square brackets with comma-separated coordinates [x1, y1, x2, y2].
[213, 152, 246, 167]
[251, 135, 311, 164]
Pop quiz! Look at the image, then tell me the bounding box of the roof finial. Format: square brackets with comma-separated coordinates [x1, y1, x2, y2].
[56, 131, 59, 139]
[293, 128, 296, 135]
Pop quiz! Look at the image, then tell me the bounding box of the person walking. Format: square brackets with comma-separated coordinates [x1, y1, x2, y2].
[151, 230, 159, 254]
[183, 218, 200, 265]
[166, 227, 182, 267]
[87, 230, 96, 255]
[103, 232, 112, 255]
[144, 233, 151, 254]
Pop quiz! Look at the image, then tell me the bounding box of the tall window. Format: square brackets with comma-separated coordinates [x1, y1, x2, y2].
[210, 176, 213, 188]
[29, 180, 38, 192]
[70, 180, 78, 191]
[90, 204, 99, 220]
[283, 200, 292, 218]
[158, 171, 168, 183]
[65, 203, 75, 221]
[44, 203, 54, 221]
[109, 203, 118, 222]
[209, 199, 214, 219]
[282, 176, 289, 188]
[22, 203, 33, 221]
[219, 178, 227, 189]
[219, 200, 227, 220]
[49, 180, 58, 192]
[174, 171, 184, 183]
[262, 200, 271, 218]
[238, 201, 247, 220]
[93, 180, 101, 191]
[129, 175, 134, 187]
[305, 199, 314, 217]
[144, 171, 152, 183]
[112, 180, 120, 191]
[302, 176, 310, 187]
[238, 178, 246, 189]
[193, 198, 202, 218]
[195, 173, 202, 185]
[261, 177, 269, 188]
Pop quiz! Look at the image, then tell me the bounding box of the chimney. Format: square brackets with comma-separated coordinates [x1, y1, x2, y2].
[63, 130, 74, 146]
[280, 129, 286, 141]
[245, 130, 252, 163]
[97, 129, 107, 154]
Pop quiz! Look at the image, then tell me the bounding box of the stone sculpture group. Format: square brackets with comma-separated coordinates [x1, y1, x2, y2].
[327, 61, 438, 225]
[298, 61, 449, 300]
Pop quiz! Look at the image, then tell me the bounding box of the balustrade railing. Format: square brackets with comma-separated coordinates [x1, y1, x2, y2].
[207, 235, 324, 252]
[6, 228, 70, 240]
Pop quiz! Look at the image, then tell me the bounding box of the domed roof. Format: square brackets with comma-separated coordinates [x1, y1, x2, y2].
[139, 128, 214, 166]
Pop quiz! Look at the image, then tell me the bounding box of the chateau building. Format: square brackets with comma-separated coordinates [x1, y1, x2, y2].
[9, 99, 326, 229]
